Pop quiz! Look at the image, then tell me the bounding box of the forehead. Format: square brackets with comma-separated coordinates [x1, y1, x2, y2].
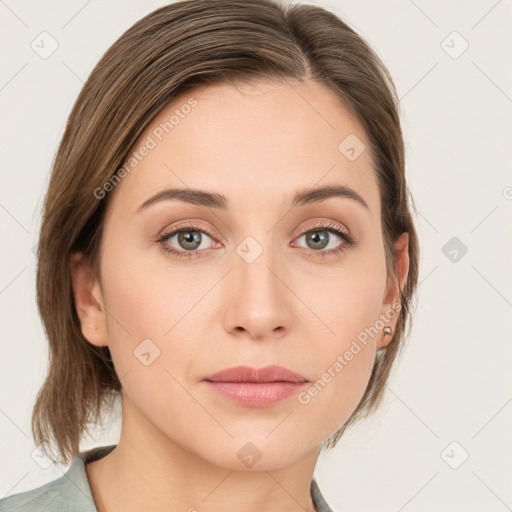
[106, 79, 380, 220]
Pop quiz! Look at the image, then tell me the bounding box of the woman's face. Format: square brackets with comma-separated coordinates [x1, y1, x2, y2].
[76, 79, 407, 470]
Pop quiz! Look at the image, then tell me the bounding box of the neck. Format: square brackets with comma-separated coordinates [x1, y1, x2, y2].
[85, 393, 321, 512]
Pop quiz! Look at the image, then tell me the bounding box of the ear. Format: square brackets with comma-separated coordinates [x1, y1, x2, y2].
[377, 232, 410, 350]
[69, 252, 109, 347]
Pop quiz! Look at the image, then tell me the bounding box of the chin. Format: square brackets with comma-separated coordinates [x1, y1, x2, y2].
[196, 435, 317, 472]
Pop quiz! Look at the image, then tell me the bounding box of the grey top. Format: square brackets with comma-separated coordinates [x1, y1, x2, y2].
[0, 445, 334, 512]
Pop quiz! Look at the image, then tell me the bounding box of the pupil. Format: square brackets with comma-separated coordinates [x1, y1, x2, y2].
[180, 231, 200, 249]
[308, 230, 328, 250]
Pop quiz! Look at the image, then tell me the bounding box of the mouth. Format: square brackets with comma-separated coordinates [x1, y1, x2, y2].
[202, 365, 309, 407]
[203, 364, 308, 383]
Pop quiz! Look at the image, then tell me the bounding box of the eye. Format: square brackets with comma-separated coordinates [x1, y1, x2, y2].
[156, 222, 218, 259]
[292, 221, 355, 258]
[155, 220, 355, 260]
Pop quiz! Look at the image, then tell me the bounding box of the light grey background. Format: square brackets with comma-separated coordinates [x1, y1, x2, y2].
[1, 1, 511, 511]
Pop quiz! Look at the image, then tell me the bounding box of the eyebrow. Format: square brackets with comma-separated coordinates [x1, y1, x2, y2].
[136, 183, 369, 213]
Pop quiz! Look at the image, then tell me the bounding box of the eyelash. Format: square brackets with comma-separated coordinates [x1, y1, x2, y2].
[155, 220, 355, 260]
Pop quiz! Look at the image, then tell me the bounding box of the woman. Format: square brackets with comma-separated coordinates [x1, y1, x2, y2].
[0, 0, 419, 510]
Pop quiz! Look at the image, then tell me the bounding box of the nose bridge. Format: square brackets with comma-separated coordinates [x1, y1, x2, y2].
[234, 230, 282, 301]
[223, 226, 292, 338]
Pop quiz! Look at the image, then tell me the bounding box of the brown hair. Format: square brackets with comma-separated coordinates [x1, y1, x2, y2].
[33, 0, 420, 465]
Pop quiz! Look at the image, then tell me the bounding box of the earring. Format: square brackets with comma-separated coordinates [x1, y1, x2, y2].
[88, 325, 97, 331]
[383, 326, 392, 335]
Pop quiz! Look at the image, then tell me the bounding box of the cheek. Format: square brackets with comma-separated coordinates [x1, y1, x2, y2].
[301, 246, 387, 350]
[100, 238, 205, 341]
[294, 290, 380, 438]
[98, 239, 216, 390]
[98, 255, 204, 433]
[297, 335, 376, 435]
[293, 254, 386, 431]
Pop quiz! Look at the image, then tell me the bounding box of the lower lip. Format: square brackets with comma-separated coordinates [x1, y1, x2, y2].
[204, 381, 307, 407]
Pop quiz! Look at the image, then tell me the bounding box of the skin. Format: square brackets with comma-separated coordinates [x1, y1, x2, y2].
[70, 79, 409, 512]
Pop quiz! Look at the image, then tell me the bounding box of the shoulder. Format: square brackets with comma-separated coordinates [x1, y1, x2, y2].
[0, 445, 115, 512]
[0, 472, 72, 511]
[311, 478, 336, 512]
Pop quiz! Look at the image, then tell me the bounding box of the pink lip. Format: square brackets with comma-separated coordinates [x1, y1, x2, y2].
[203, 365, 308, 408]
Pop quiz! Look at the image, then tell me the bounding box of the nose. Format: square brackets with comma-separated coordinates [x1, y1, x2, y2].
[222, 243, 294, 342]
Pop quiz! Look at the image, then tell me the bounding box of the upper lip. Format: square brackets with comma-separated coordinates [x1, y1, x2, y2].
[203, 365, 308, 383]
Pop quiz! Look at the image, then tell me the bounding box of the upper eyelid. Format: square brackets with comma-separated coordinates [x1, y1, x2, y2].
[159, 219, 350, 236]
[158, 221, 217, 240]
